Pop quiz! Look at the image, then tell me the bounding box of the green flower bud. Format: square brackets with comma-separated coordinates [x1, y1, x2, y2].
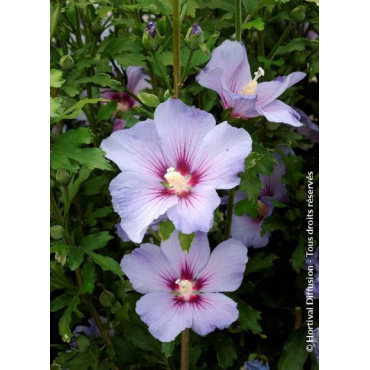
[56, 169, 71, 187]
[76, 335, 90, 352]
[99, 290, 115, 307]
[290, 5, 306, 23]
[142, 21, 160, 52]
[50, 225, 64, 240]
[185, 23, 203, 51]
[59, 55, 74, 71]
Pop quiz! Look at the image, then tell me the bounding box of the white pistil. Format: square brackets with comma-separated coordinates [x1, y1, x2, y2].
[175, 279, 194, 300]
[164, 167, 190, 194]
[239, 67, 265, 96]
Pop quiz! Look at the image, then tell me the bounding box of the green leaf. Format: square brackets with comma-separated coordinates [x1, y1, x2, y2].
[50, 97, 63, 118]
[179, 232, 195, 252]
[215, 337, 237, 369]
[86, 250, 123, 277]
[237, 300, 263, 335]
[158, 220, 175, 240]
[161, 341, 175, 358]
[51, 261, 75, 292]
[234, 199, 258, 218]
[51, 293, 73, 312]
[242, 0, 259, 13]
[80, 261, 96, 294]
[97, 101, 118, 121]
[137, 92, 160, 108]
[68, 167, 92, 202]
[239, 170, 263, 202]
[86, 206, 113, 226]
[51, 69, 65, 88]
[51, 127, 113, 173]
[276, 38, 308, 55]
[67, 246, 84, 271]
[245, 252, 279, 275]
[278, 329, 308, 370]
[82, 231, 113, 251]
[245, 152, 264, 170]
[76, 73, 122, 90]
[59, 296, 81, 343]
[242, 17, 265, 31]
[290, 237, 306, 272]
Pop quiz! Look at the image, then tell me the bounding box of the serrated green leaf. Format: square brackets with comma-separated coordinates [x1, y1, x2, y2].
[245, 152, 264, 170]
[179, 232, 195, 252]
[51, 127, 113, 173]
[239, 170, 263, 202]
[158, 220, 175, 240]
[97, 101, 118, 122]
[278, 329, 308, 370]
[80, 261, 97, 294]
[235, 199, 258, 218]
[82, 231, 113, 251]
[237, 300, 263, 335]
[68, 167, 92, 202]
[86, 251, 123, 277]
[245, 252, 279, 275]
[242, 17, 265, 31]
[51, 69, 65, 88]
[76, 73, 122, 90]
[67, 246, 84, 271]
[137, 92, 160, 108]
[51, 293, 74, 312]
[59, 296, 81, 343]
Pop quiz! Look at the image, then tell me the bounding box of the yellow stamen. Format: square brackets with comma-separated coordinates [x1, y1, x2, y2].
[164, 167, 189, 194]
[239, 67, 265, 96]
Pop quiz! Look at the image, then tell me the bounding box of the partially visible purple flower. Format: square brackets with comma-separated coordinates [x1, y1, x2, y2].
[102, 66, 151, 113]
[294, 108, 319, 143]
[145, 21, 157, 38]
[112, 118, 126, 132]
[231, 155, 288, 248]
[190, 23, 202, 36]
[244, 359, 270, 370]
[121, 231, 248, 342]
[101, 98, 252, 243]
[196, 40, 306, 127]
[73, 317, 114, 338]
[313, 327, 319, 363]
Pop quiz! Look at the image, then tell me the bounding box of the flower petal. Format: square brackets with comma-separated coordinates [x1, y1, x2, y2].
[126, 66, 151, 94]
[256, 72, 306, 106]
[161, 231, 210, 279]
[110, 172, 178, 243]
[101, 119, 170, 177]
[121, 244, 178, 294]
[190, 293, 239, 336]
[231, 213, 270, 248]
[154, 99, 216, 173]
[197, 40, 252, 93]
[255, 99, 303, 127]
[196, 239, 247, 292]
[166, 185, 221, 234]
[192, 122, 252, 189]
[136, 292, 193, 342]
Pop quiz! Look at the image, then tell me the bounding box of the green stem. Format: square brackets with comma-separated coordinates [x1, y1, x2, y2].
[151, 52, 173, 93]
[74, 8, 84, 48]
[235, 0, 242, 42]
[267, 23, 292, 59]
[180, 328, 190, 370]
[225, 189, 235, 239]
[172, 0, 181, 98]
[50, 191, 63, 225]
[50, 0, 62, 40]
[181, 50, 194, 82]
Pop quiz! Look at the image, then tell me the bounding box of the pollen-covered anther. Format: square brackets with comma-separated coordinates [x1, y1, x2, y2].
[239, 67, 265, 96]
[175, 279, 194, 300]
[164, 167, 190, 194]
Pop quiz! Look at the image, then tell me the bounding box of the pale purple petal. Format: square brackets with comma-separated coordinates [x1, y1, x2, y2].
[224, 90, 259, 118]
[126, 66, 151, 94]
[255, 100, 303, 127]
[154, 98, 216, 172]
[197, 40, 252, 93]
[256, 72, 306, 107]
[161, 231, 210, 279]
[190, 293, 239, 335]
[196, 239, 247, 292]
[231, 213, 270, 248]
[136, 292, 193, 342]
[110, 172, 177, 243]
[166, 185, 220, 234]
[121, 244, 178, 293]
[101, 119, 170, 177]
[192, 121, 252, 189]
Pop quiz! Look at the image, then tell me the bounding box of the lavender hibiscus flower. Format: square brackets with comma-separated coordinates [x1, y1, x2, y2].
[73, 317, 114, 338]
[121, 231, 247, 342]
[102, 65, 151, 114]
[231, 156, 288, 248]
[244, 359, 270, 370]
[196, 40, 306, 127]
[101, 98, 252, 243]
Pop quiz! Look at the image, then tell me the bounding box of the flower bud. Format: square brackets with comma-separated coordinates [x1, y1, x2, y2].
[290, 5, 306, 23]
[185, 23, 203, 51]
[56, 169, 71, 187]
[50, 225, 65, 240]
[59, 55, 74, 71]
[99, 290, 115, 307]
[142, 21, 160, 52]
